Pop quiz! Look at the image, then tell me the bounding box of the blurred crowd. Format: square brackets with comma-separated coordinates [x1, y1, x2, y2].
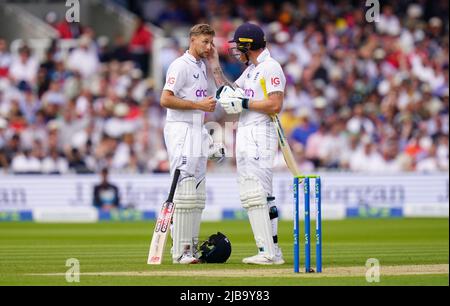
[0, 0, 449, 174]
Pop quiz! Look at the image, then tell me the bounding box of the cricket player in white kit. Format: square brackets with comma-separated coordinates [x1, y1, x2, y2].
[208, 23, 286, 265]
[161, 24, 224, 264]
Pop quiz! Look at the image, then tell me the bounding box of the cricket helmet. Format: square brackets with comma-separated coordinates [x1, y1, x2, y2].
[198, 232, 232, 263]
[229, 23, 266, 53]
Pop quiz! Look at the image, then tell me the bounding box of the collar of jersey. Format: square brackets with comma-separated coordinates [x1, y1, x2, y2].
[184, 50, 201, 64]
[256, 48, 270, 65]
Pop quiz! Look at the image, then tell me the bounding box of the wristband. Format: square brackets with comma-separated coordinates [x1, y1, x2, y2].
[242, 98, 249, 109]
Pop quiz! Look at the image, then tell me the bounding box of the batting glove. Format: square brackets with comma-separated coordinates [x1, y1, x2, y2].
[216, 85, 249, 115]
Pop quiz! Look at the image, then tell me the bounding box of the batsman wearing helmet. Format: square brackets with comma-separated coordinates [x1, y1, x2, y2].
[208, 23, 286, 265]
[161, 24, 224, 264]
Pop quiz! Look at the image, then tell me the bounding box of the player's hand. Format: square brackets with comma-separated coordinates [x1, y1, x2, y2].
[206, 42, 220, 65]
[216, 85, 247, 114]
[233, 88, 246, 99]
[219, 97, 243, 114]
[197, 96, 216, 112]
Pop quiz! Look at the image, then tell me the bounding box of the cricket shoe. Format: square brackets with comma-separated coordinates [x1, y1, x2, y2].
[173, 252, 199, 264]
[242, 254, 279, 265]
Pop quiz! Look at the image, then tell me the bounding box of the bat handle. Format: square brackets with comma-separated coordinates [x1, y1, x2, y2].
[167, 169, 181, 202]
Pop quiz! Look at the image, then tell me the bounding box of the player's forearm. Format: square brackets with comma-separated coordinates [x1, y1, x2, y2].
[247, 96, 283, 115]
[160, 94, 199, 110]
[210, 65, 235, 88]
[246, 99, 281, 114]
[248, 91, 284, 114]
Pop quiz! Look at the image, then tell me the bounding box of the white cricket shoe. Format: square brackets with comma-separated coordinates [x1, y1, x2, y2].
[242, 254, 274, 265]
[242, 254, 276, 265]
[173, 252, 199, 264]
[243, 249, 285, 265]
[242, 253, 263, 264]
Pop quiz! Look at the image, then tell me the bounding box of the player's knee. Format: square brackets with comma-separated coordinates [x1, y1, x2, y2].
[238, 175, 267, 210]
[174, 176, 197, 209]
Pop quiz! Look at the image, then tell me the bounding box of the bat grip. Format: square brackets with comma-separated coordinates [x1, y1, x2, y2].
[167, 169, 181, 202]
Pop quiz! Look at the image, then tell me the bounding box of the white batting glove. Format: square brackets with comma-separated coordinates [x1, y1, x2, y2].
[216, 85, 247, 115]
[219, 97, 243, 114]
[216, 85, 235, 100]
[233, 88, 246, 99]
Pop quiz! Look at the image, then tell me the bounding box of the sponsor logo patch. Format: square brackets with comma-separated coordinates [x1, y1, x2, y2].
[244, 88, 255, 97]
[271, 77, 280, 86]
[167, 77, 175, 85]
[195, 89, 208, 97]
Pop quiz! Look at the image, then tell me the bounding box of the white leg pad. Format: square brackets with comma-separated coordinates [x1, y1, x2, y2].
[172, 177, 197, 260]
[239, 175, 275, 259]
[193, 179, 206, 245]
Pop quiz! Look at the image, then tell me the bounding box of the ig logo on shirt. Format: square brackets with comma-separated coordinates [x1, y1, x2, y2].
[271, 77, 280, 87]
[167, 77, 176, 85]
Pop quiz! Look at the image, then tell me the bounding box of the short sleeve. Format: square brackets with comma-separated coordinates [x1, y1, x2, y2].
[264, 62, 286, 94]
[163, 61, 186, 95]
[235, 67, 250, 89]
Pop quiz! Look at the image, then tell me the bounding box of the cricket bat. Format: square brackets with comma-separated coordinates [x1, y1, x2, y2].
[260, 78, 301, 177]
[147, 169, 181, 264]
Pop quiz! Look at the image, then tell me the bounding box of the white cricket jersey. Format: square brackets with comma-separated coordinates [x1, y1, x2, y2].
[235, 49, 286, 127]
[163, 51, 209, 124]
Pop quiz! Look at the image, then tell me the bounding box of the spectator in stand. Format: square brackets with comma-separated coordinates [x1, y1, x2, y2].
[129, 17, 153, 76]
[68, 147, 92, 174]
[0, 148, 7, 172]
[416, 143, 441, 172]
[109, 35, 131, 63]
[45, 11, 83, 39]
[318, 118, 349, 169]
[18, 86, 41, 125]
[3, 133, 20, 166]
[305, 122, 327, 168]
[291, 109, 318, 147]
[0, 39, 12, 79]
[67, 35, 100, 79]
[349, 136, 386, 172]
[42, 148, 69, 174]
[0, 117, 7, 148]
[9, 45, 39, 86]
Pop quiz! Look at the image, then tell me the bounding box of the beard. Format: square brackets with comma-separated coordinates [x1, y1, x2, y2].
[198, 51, 209, 59]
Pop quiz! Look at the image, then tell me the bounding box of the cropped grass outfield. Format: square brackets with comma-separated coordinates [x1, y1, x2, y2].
[0, 219, 448, 286]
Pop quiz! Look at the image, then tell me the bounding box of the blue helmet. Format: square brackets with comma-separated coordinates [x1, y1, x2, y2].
[198, 232, 232, 263]
[229, 23, 266, 53]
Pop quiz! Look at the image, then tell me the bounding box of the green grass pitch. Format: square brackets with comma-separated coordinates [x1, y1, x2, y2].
[0, 218, 448, 286]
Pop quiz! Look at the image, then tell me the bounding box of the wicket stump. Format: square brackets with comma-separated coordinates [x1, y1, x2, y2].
[294, 175, 322, 273]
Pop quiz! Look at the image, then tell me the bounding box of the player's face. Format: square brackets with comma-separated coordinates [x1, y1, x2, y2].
[228, 43, 247, 64]
[192, 34, 214, 59]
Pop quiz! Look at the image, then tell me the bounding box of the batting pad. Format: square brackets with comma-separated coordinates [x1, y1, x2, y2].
[193, 179, 206, 245]
[239, 176, 275, 259]
[172, 177, 197, 260]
